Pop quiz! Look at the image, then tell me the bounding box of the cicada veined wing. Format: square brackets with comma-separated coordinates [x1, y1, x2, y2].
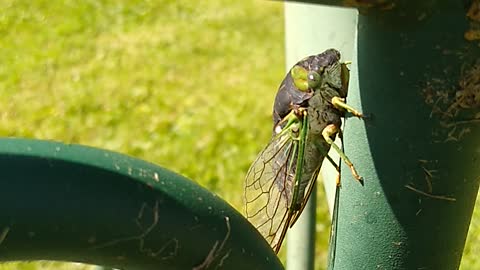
[244, 111, 307, 252]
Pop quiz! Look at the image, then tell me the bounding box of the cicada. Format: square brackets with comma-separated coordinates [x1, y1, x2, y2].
[244, 49, 364, 253]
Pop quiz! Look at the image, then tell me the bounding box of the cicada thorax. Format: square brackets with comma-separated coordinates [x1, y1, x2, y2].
[308, 91, 344, 136]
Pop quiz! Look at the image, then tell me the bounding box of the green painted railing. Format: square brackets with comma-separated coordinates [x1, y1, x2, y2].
[0, 138, 283, 270]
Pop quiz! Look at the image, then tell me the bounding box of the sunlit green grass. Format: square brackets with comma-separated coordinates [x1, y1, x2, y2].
[0, 262, 99, 270]
[0, 0, 478, 269]
[1, 0, 282, 212]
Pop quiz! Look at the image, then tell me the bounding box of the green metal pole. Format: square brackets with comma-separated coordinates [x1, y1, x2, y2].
[286, 187, 317, 270]
[0, 138, 283, 270]
[329, 1, 480, 269]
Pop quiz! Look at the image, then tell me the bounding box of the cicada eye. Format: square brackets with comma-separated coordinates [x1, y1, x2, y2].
[291, 65, 309, 92]
[307, 71, 321, 88]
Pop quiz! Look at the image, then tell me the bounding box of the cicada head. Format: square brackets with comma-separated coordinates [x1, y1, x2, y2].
[292, 49, 344, 91]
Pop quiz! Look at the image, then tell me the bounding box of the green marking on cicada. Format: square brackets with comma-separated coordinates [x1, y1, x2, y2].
[290, 109, 308, 212]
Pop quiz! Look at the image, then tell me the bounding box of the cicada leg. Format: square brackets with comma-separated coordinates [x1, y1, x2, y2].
[322, 124, 363, 185]
[331, 96, 363, 118]
[274, 108, 306, 135]
[315, 138, 342, 186]
[324, 154, 341, 187]
[335, 174, 341, 187]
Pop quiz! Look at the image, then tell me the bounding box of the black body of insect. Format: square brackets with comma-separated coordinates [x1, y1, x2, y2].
[244, 49, 364, 253]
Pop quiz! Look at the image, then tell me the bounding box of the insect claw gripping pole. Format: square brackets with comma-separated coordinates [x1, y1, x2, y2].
[332, 96, 364, 118]
[321, 123, 364, 185]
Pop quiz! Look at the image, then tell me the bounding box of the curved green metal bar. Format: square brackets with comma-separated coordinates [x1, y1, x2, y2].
[0, 138, 283, 270]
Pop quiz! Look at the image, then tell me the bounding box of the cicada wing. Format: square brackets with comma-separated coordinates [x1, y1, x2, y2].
[327, 184, 342, 267]
[290, 166, 320, 226]
[244, 127, 299, 252]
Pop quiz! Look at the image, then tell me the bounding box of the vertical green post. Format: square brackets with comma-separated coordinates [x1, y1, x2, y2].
[329, 1, 480, 269]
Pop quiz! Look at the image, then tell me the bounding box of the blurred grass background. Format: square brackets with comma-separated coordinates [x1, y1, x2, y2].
[0, 0, 478, 269]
